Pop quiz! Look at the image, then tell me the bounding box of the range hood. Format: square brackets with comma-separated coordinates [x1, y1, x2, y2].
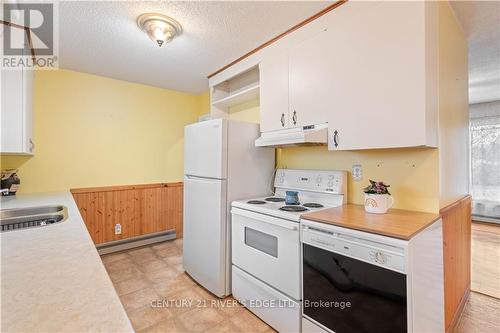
[255, 123, 328, 147]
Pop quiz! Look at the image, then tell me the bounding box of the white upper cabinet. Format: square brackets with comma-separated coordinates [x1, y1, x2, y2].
[1, 51, 34, 155]
[289, 28, 333, 129]
[259, 52, 289, 132]
[1, 25, 34, 155]
[289, 1, 438, 150]
[323, 1, 438, 150]
[210, 1, 439, 151]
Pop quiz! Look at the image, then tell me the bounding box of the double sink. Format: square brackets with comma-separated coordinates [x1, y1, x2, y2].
[0, 205, 68, 232]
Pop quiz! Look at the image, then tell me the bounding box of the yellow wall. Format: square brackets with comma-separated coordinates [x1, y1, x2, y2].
[1, 69, 203, 193]
[277, 147, 440, 213]
[229, 99, 260, 123]
[215, 98, 441, 212]
[437, 2, 470, 208]
[197, 91, 211, 117]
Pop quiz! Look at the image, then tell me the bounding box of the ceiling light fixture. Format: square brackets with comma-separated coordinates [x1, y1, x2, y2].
[137, 13, 182, 47]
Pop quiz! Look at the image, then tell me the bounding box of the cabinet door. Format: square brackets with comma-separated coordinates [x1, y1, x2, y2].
[0, 32, 34, 155]
[328, 2, 429, 150]
[1, 68, 25, 153]
[23, 66, 34, 154]
[259, 53, 289, 132]
[289, 2, 431, 150]
[289, 28, 333, 129]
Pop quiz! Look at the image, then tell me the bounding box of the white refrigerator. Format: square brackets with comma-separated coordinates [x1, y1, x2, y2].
[183, 118, 275, 297]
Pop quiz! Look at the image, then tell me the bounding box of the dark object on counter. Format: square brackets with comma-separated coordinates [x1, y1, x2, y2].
[1, 170, 20, 196]
[285, 191, 300, 205]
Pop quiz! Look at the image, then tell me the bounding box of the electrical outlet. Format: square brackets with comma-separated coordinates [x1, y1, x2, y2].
[352, 164, 363, 181]
[115, 224, 122, 235]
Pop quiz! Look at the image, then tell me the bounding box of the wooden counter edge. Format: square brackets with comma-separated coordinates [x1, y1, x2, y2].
[300, 204, 441, 241]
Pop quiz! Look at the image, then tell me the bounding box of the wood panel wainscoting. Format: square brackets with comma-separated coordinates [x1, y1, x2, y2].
[71, 182, 183, 245]
[441, 195, 472, 332]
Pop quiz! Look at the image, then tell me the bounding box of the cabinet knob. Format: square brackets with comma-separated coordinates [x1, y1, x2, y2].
[292, 110, 297, 125]
[333, 130, 339, 148]
[280, 113, 285, 127]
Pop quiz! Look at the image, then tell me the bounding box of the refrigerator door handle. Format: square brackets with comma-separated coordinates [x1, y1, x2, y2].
[184, 175, 223, 182]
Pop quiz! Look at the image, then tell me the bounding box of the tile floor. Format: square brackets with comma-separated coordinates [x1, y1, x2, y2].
[471, 222, 500, 298]
[103, 235, 500, 333]
[101, 239, 275, 333]
[455, 292, 500, 333]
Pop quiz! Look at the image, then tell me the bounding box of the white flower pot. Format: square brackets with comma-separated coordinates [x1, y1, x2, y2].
[364, 193, 394, 214]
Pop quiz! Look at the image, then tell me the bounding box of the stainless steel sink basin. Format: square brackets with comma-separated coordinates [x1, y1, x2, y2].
[0, 205, 68, 232]
[0, 205, 65, 219]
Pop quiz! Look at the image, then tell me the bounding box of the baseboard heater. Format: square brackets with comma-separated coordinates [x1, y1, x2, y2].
[96, 229, 177, 255]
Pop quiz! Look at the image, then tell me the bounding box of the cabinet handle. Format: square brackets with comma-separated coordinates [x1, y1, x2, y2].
[280, 113, 285, 127]
[292, 110, 297, 125]
[333, 130, 339, 148]
[29, 139, 34, 153]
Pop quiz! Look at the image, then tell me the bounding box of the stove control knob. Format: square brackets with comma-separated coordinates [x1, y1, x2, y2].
[328, 175, 334, 180]
[316, 176, 322, 183]
[375, 251, 386, 264]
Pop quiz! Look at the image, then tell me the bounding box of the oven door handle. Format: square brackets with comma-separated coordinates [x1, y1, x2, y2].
[231, 208, 298, 231]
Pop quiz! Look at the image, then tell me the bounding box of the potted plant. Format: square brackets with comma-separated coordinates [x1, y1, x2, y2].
[363, 180, 394, 214]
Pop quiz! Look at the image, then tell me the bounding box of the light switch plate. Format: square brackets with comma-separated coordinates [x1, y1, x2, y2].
[352, 164, 363, 181]
[115, 224, 122, 235]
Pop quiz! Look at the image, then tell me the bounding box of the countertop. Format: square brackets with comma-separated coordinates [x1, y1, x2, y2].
[0, 192, 133, 332]
[301, 204, 441, 240]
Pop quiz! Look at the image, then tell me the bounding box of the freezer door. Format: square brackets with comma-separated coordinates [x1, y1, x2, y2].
[183, 175, 228, 297]
[184, 119, 227, 179]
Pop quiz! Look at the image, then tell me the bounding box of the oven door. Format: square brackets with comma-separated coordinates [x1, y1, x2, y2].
[303, 243, 407, 333]
[231, 207, 300, 300]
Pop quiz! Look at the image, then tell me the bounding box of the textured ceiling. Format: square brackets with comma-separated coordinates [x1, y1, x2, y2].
[450, 1, 500, 104]
[58, 1, 331, 94]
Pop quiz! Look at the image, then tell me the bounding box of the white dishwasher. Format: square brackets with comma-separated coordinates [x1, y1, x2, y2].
[301, 218, 445, 333]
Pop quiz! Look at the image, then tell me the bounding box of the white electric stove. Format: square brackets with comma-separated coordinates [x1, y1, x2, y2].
[232, 169, 347, 222]
[230, 169, 347, 333]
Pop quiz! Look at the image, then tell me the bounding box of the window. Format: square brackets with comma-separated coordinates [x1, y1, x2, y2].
[470, 108, 500, 222]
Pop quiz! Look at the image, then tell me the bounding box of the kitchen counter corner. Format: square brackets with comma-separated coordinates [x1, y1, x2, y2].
[0, 192, 133, 333]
